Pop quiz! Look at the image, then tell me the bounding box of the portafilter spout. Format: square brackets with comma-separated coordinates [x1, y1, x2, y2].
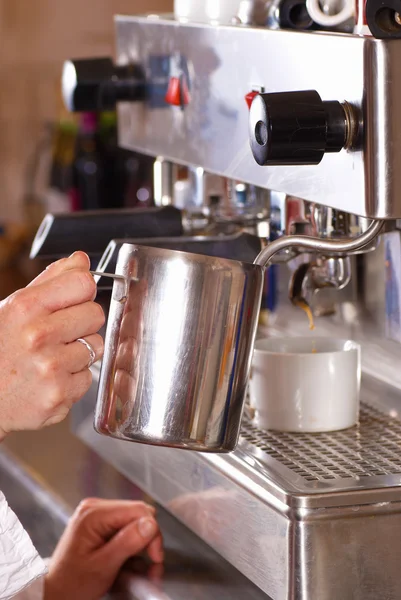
[254, 219, 384, 267]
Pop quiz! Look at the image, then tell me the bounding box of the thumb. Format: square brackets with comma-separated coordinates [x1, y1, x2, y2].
[98, 517, 159, 571]
[28, 251, 90, 287]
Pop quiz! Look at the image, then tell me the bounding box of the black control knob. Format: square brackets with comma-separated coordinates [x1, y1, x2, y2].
[275, 0, 316, 29]
[366, 0, 401, 38]
[62, 57, 146, 112]
[249, 90, 348, 166]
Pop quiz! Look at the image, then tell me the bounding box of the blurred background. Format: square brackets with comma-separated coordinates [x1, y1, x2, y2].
[0, 0, 172, 296]
[0, 0, 172, 506]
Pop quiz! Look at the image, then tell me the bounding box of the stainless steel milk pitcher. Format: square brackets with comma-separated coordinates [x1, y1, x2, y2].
[94, 244, 264, 452]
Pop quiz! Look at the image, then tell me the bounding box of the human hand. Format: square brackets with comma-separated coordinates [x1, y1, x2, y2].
[0, 252, 104, 439]
[44, 498, 164, 600]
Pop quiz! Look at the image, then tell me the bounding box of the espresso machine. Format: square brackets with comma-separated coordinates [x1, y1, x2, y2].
[30, 5, 401, 599]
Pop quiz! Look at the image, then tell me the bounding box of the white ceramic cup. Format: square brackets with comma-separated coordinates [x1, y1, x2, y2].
[249, 337, 361, 433]
[175, 0, 241, 24]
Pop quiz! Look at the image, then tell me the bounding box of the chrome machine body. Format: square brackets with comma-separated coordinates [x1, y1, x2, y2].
[52, 11, 401, 600]
[115, 16, 400, 219]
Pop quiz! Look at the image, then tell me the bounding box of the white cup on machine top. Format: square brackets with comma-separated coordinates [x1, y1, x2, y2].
[248, 337, 361, 433]
[174, 0, 242, 24]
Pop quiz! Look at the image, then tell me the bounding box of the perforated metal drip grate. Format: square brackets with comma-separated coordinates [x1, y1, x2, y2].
[240, 403, 401, 482]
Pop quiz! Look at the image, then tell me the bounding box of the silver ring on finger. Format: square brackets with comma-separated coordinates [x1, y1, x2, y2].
[76, 338, 96, 368]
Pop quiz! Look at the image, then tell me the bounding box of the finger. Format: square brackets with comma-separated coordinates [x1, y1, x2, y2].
[63, 369, 93, 408]
[75, 503, 158, 541]
[41, 405, 71, 428]
[38, 369, 92, 427]
[74, 499, 156, 520]
[98, 517, 161, 572]
[56, 334, 104, 374]
[28, 252, 90, 287]
[34, 369, 93, 428]
[146, 532, 164, 564]
[32, 302, 105, 346]
[23, 268, 97, 314]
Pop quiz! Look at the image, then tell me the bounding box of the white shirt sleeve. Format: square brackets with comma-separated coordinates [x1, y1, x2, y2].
[0, 492, 47, 600]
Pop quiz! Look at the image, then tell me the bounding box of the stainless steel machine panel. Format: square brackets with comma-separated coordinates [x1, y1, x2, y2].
[115, 16, 401, 219]
[73, 368, 401, 599]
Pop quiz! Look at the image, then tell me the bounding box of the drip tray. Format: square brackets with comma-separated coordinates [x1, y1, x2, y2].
[234, 402, 401, 508]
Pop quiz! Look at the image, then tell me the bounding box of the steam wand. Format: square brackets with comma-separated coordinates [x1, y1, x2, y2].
[254, 219, 384, 267]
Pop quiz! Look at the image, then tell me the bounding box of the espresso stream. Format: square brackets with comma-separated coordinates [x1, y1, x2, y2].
[294, 299, 317, 353]
[294, 299, 315, 331]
